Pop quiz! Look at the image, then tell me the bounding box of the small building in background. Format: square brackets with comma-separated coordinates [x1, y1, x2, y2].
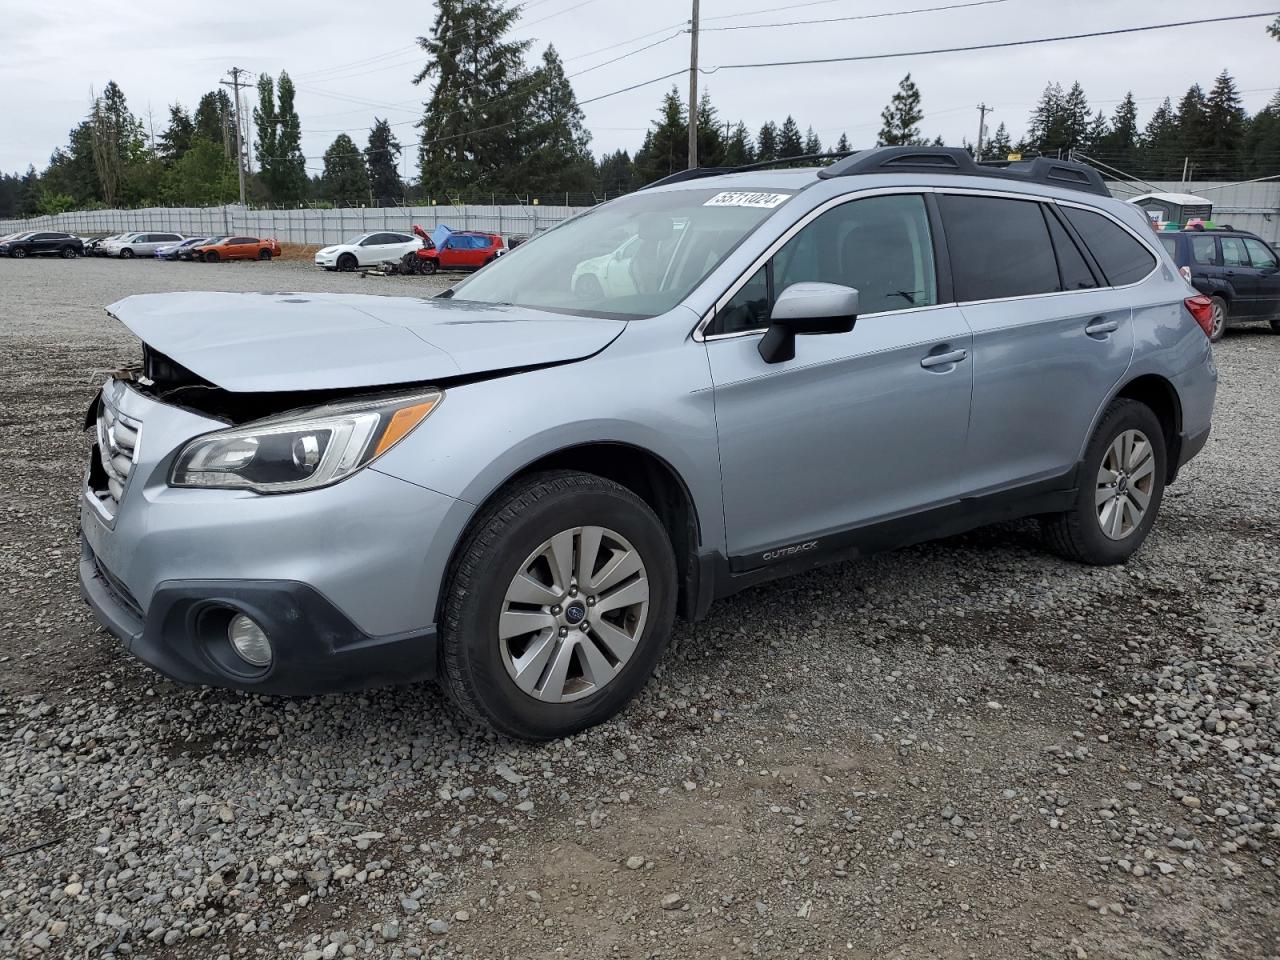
[1129, 192, 1214, 229]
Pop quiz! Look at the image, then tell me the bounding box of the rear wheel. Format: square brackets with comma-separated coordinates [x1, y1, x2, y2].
[337, 253, 357, 272]
[60, 246, 78, 259]
[204, 250, 219, 263]
[421, 257, 438, 275]
[1041, 399, 1166, 565]
[439, 471, 676, 740]
[1208, 296, 1227, 341]
[258, 248, 272, 260]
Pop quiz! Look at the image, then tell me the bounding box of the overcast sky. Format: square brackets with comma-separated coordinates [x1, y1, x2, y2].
[2, 0, 1277, 179]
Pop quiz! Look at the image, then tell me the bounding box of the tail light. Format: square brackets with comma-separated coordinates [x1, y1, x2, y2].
[1178, 265, 1192, 282]
[1185, 295, 1214, 338]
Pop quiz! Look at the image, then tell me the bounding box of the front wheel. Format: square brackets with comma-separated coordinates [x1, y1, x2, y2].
[60, 246, 78, 259]
[420, 257, 438, 275]
[337, 253, 357, 272]
[1040, 399, 1167, 565]
[439, 471, 677, 740]
[258, 248, 272, 260]
[204, 250, 219, 263]
[11, 247, 26, 259]
[120, 248, 134, 259]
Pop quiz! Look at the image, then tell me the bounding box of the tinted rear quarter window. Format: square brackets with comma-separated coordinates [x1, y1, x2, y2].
[1044, 210, 1098, 291]
[1159, 236, 1179, 260]
[1061, 207, 1157, 286]
[939, 195, 1060, 301]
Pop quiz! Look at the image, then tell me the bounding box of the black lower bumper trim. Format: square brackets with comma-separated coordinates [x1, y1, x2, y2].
[80, 538, 437, 695]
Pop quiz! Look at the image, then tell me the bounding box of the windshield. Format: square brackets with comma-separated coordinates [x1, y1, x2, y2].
[448, 186, 795, 319]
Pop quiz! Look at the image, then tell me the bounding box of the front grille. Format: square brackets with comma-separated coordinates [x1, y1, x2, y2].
[89, 381, 143, 518]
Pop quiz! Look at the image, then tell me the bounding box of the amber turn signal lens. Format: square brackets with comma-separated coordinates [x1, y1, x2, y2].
[374, 399, 439, 456]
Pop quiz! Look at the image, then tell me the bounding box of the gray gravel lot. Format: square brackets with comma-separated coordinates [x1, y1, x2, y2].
[1, 255, 1278, 959]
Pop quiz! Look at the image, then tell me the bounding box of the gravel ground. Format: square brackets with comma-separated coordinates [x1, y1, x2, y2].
[1, 256, 1278, 960]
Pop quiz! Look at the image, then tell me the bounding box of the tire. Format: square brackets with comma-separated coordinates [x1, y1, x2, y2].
[1040, 398, 1167, 566]
[337, 253, 357, 272]
[1208, 296, 1227, 342]
[421, 257, 438, 275]
[60, 246, 78, 259]
[204, 250, 219, 263]
[439, 470, 677, 741]
[11, 247, 26, 259]
[1270, 318, 1280, 334]
[120, 248, 134, 259]
[258, 248, 272, 261]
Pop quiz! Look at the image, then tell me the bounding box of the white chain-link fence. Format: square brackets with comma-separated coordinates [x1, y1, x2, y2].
[0, 204, 594, 245]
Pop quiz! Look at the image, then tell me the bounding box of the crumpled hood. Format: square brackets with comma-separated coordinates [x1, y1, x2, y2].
[107, 291, 626, 392]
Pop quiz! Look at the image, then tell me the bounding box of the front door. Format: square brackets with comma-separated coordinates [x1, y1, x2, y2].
[1241, 237, 1280, 318]
[707, 192, 974, 566]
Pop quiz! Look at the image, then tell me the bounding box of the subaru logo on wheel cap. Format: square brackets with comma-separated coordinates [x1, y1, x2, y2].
[564, 603, 586, 624]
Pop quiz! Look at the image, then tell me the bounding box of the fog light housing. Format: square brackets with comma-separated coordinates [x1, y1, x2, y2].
[227, 614, 272, 667]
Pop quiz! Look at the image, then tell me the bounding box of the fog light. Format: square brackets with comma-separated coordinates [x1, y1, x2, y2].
[227, 614, 272, 667]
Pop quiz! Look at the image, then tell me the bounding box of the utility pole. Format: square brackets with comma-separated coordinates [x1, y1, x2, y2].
[976, 103, 991, 160]
[221, 67, 248, 206]
[688, 0, 700, 169]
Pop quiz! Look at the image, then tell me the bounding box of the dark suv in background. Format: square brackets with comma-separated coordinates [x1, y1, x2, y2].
[1159, 228, 1280, 339]
[0, 231, 84, 259]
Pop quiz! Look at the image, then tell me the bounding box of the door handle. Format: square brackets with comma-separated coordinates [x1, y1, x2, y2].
[920, 348, 967, 368]
[1084, 317, 1118, 336]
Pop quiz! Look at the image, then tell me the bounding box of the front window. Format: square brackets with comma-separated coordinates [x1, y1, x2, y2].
[448, 187, 795, 319]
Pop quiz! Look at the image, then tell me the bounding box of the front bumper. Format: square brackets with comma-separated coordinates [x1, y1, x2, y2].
[314, 252, 338, 267]
[78, 381, 473, 694]
[80, 538, 437, 694]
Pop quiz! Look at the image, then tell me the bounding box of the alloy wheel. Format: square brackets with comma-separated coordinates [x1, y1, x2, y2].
[1095, 428, 1156, 540]
[1210, 300, 1226, 339]
[498, 525, 649, 703]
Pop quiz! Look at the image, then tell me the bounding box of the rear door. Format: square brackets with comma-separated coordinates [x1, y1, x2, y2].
[1220, 236, 1262, 317]
[942, 194, 1137, 492]
[708, 191, 974, 564]
[1241, 238, 1280, 318]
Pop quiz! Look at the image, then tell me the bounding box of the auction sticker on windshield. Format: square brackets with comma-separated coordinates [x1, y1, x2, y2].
[703, 191, 791, 208]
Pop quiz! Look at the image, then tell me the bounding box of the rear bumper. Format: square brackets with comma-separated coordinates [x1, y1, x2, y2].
[80, 538, 437, 694]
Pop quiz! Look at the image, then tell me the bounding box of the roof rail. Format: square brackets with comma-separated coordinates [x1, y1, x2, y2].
[816, 146, 1110, 197]
[642, 152, 856, 190]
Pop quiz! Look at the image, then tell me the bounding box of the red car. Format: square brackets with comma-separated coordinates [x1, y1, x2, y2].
[408, 228, 503, 274]
[192, 236, 282, 262]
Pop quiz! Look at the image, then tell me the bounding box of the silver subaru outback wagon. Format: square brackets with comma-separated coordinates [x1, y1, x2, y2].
[79, 147, 1217, 740]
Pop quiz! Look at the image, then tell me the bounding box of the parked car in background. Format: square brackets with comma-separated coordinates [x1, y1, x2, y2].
[156, 238, 208, 261]
[79, 148, 1216, 740]
[0, 231, 83, 258]
[412, 231, 504, 273]
[572, 222, 689, 299]
[315, 232, 421, 271]
[86, 235, 122, 256]
[191, 236, 281, 262]
[179, 236, 223, 260]
[104, 232, 186, 259]
[1158, 228, 1280, 339]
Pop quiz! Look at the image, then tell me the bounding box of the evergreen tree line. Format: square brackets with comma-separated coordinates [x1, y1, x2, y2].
[2, 1, 1278, 221]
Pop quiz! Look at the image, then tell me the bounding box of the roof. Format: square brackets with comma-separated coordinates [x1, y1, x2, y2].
[1129, 192, 1212, 206]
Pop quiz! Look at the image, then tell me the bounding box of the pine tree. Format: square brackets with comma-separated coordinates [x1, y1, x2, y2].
[695, 91, 726, 167]
[1094, 93, 1139, 170]
[161, 139, 238, 205]
[254, 72, 307, 204]
[633, 87, 688, 183]
[19, 165, 42, 216]
[1242, 88, 1280, 176]
[835, 133, 851, 153]
[1173, 84, 1210, 177]
[1061, 82, 1090, 154]
[415, 0, 531, 196]
[365, 119, 403, 203]
[88, 82, 145, 206]
[984, 122, 1012, 160]
[159, 105, 195, 162]
[724, 123, 755, 166]
[1141, 97, 1181, 179]
[1084, 110, 1109, 153]
[1269, 15, 1279, 39]
[194, 90, 235, 157]
[803, 127, 822, 155]
[877, 74, 924, 146]
[597, 149, 637, 195]
[756, 121, 779, 162]
[1203, 70, 1247, 179]
[778, 116, 804, 158]
[1025, 82, 1064, 155]
[322, 134, 370, 205]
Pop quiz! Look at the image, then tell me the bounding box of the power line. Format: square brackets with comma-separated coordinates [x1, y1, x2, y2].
[700, 12, 1280, 73]
[703, 0, 1010, 32]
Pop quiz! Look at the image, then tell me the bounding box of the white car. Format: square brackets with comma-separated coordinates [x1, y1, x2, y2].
[570, 220, 688, 299]
[314, 232, 422, 271]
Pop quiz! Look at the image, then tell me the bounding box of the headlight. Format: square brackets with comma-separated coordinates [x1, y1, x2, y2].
[170, 389, 442, 492]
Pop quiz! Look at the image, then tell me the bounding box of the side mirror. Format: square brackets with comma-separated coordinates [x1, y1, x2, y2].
[758, 282, 859, 363]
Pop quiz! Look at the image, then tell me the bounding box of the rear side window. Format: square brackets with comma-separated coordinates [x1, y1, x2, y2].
[230, 237, 256, 245]
[1060, 207, 1157, 286]
[1044, 210, 1098, 291]
[1159, 236, 1179, 259]
[1190, 236, 1218, 265]
[1220, 237, 1249, 267]
[938, 195, 1059, 301]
